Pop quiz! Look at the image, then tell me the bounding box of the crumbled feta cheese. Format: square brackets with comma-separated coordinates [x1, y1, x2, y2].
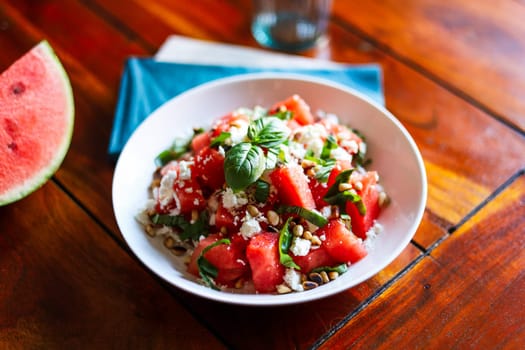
[217, 145, 225, 157]
[330, 147, 353, 162]
[320, 205, 332, 218]
[341, 139, 359, 154]
[222, 188, 248, 209]
[158, 170, 177, 207]
[228, 120, 249, 144]
[283, 268, 304, 292]
[290, 237, 311, 256]
[288, 141, 307, 159]
[240, 217, 261, 239]
[294, 124, 328, 158]
[178, 160, 193, 180]
[363, 222, 383, 251]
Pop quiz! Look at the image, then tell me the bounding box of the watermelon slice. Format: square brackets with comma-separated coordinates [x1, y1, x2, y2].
[0, 41, 74, 205]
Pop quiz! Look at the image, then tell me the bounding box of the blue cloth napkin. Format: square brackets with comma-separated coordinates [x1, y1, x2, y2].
[108, 58, 384, 156]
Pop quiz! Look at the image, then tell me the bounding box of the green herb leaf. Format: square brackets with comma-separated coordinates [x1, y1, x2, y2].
[155, 129, 204, 167]
[224, 142, 266, 191]
[210, 131, 231, 147]
[278, 218, 300, 270]
[311, 263, 348, 275]
[277, 205, 328, 227]
[150, 212, 209, 241]
[254, 179, 270, 203]
[320, 135, 338, 159]
[322, 169, 366, 215]
[247, 117, 290, 148]
[269, 109, 293, 121]
[197, 238, 231, 290]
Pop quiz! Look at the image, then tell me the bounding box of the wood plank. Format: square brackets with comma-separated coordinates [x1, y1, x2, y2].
[332, 0, 525, 132]
[318, 173, 525, 349]
[0, 183, 227, 349]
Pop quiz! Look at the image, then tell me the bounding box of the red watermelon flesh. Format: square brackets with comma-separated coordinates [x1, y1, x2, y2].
[0, 41, 74, 205]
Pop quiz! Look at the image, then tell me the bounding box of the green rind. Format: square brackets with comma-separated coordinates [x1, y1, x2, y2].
[0, 40, 75, 206]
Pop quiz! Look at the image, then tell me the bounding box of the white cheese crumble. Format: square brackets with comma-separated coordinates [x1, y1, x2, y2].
[294, 124, 328, 158]
[178, 160, 193, 180]
[363, 221, 383, 251]
[228, 120, 249, 145]
[158, 170, 177, 207]
[288, 141, 307, 159]
[222, 188, 248, 209]
[283, 268, 304, 292]
[290, 237, 311, 256]
[240, 217, 261, 239]
[330, 146, 353, 162]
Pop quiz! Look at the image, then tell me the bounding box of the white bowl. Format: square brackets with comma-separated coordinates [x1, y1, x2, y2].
[112, 73, 427, 306]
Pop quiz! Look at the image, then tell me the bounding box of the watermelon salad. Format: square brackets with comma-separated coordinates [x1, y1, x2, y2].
[137, 95, 389, 294]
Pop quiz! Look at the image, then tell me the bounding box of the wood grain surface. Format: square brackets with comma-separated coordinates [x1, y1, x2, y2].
[1, 0, 523, 349]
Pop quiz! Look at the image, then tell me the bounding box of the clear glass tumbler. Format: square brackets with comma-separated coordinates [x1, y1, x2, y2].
[251, 0, 332, 52]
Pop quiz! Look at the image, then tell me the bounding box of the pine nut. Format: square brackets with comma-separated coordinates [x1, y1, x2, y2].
[311, 235, 322, 246]
[320, 271, 330, 283]
[328, 271, 340, 280]
[191, 210, 199, 223]
[292, 225, 304, 237]
[247, 204, 260, 217]
[220, 226, 228, 234]
[309, 272, 323, 285]
[301, 159, 316, 169]
[303, 230, 313, 240]
[267, 210, 280, 226]
[276, 284, 292, 294]
[163, 236, 175, 249]
[145, 224, 156, 237]
[302, 280, 318, 290]
[338, 183, 353, 192]
[378, 191, 390, 207]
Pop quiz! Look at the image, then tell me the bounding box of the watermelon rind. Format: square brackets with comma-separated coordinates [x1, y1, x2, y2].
[0, 40, 74, 206]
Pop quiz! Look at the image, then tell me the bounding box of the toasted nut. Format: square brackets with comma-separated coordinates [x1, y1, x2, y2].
[301, 159, 317, 169]
[235, 279, 244, 289]
[378, 191, 390, 207]
[267, 210, 280, 226]
[308, 272, 323, 285]
[276, 284, 292, 294]
[320, 271, 330, 283]
[145, 224, 156, 237]
[302, 280, 319, 290]
[247, 204, 260, 217]
[292, 225, 304, 237]
[220, 226, 228, 234]
[306, 167, 316, 178]
[170, 246, 187, 256]
[191, 210, 199, 223]
[311, 235, 322, 246]
[354, 181, 363, 191]
[303, 230, 313, 240]
[163, 236, 175, 249]
[338, 183, 353, 192]
[328, 271, 340, 280]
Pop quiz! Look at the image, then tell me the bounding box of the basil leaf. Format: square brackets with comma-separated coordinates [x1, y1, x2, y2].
[254, 180, 270, 203]
[247, 117, 289, 148]
[311, 263, 348, 275]
[224, 143, 266, 191]
[322, 169, 366, 216]
[277, 205, 328, 228]
[278, 218, 300, 269]
[150, 212, 209, 241]
[269, 109, 293, 121]
[155, 129, 204, 167]
[197, 238, 231, 290]
[320, 135, 338, 160]
[210, 131, 231, 147]
[265, 147, 279, 169]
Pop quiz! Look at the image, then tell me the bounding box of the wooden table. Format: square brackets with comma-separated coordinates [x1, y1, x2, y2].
[1, 1, 524, 349]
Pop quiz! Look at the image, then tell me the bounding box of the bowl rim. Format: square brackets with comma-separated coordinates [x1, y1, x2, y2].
[113, 72, 427, 306]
